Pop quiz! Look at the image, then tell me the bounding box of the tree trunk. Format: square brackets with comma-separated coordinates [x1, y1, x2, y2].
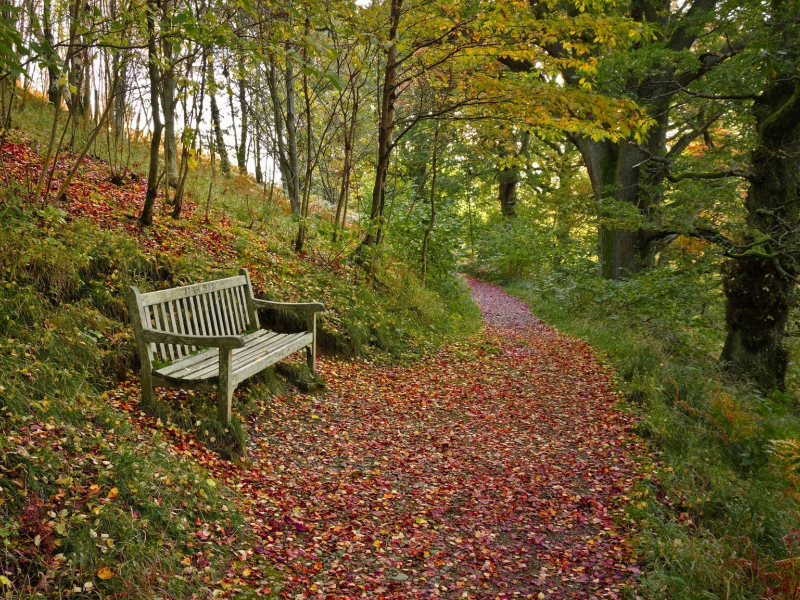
[362, 0, 402, 249]
[237, 76, 248, 174]
[162, 2, 179, 188]
[67, 0, 84, 117]
[42, 0, 60, 105]
[254, 137, 263, 183]
[295, 18, 313, 253]
[113, 62, 127, 142]
[421, 123, 439, 286]
[334, 88, 359, 236]
[209, 92, 231, 175]
[284, 56, 301, 215]
[267, 59, 294, 208]
[498, 130, 529, 217]
[140, 0, 163, 227]
[721, 75, 800, 392]
[572, 136, 656, 279]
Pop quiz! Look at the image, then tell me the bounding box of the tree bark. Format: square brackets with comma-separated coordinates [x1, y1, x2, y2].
[498, 130, 529, 217]
[254, 137, 263, 183]
[284, 55, 301, 214]
[42, 0, 59, 105]
[140, 0, 163, 226]
[237, 76, 248, 174]
[209, 92, 231, 175]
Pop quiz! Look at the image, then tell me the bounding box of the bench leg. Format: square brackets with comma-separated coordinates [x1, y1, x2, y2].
[306, 313, 317, 377]
[307, 344, 316, 376]
[141, 369, 155, 406]
[218, 348, 234, 423]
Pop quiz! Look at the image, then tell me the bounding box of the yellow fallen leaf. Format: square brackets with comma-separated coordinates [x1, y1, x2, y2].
[0, 575, 11, 587]
[107, 487, 118, 499]
[96, 566, 114, 580]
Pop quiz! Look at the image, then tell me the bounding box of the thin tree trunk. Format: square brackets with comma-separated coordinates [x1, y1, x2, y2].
[55, 88, 115, 199]
[285, 54, 301, 214]
[267, 58, 296, 209]
[67, 0, 84, 117]
[42, 0, 59, 104]
[35, 85, 62, 200]
[295, 17, 313, 252]
[162, 0, 179, 187]
[421, 123, 439, 286]
[362, 0, 402, 249]
[140, 0, 163, 226]
[237, 76, 248, 173]
[209, 92, 231, 175]
[254, 137, 263, 183]
[172, 50, 205, 218]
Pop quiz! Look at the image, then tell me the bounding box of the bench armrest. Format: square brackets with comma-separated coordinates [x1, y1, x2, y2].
[141, 328, 246, 349]
[252, 298, 326, 313]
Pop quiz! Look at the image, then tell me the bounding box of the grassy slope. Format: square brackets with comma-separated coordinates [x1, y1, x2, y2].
[0, 92, 480, 598]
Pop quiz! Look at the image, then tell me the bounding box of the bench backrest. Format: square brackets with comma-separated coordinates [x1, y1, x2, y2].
[130, 270, 258, 366]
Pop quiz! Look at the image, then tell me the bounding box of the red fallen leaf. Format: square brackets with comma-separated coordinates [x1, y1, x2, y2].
[196, 530, 210, 540]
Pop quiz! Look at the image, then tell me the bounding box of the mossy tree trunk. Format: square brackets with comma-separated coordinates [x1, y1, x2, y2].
[721, 67, 800, 391]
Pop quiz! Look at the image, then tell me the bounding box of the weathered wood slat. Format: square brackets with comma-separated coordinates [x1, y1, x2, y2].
[170, 332, 305, 382]
[232, 333, 313, 383]
[181, 297, 197, 352]
[139, 275, 248, 306]
[226, 288, 242, 333]
[167, 300, 186, 358]
[239, 268, 259, 328]
[235, 286, 248, 331]
[236, 285, 252, 330]
[154, 303, 175, 361]
[252, 298, 326, 312]
[169, 332, 298, 382]
[201, 292, 219, 337]
[214, 291, 231, 335]
[145, 305, 161, 361]
[156, 330, 272, 377]
[141, 328, 246, 349]
[192, 295, 206, 336]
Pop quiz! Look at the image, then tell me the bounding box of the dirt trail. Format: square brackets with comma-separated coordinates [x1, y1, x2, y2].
[228, 278, 643, 599]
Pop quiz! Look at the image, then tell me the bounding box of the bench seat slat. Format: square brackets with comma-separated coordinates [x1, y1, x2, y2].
[156, 330, 273, 377]
[155, 331, 309, 383]
[232, 333, 313, 382]
[175, 332, 308, 382]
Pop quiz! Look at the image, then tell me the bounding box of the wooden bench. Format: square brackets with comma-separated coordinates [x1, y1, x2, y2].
[126, 268, 325, 423]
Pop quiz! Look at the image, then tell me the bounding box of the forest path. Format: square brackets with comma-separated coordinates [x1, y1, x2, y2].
[221, 278, 644, 599]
